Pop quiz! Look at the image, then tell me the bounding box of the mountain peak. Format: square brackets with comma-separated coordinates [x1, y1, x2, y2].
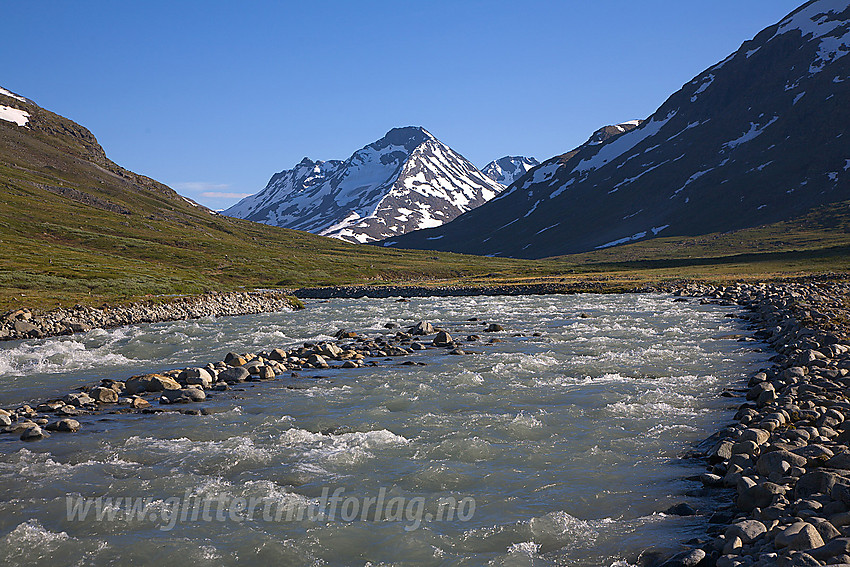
[225, 126, 504, 243]
[372, 126, 435, 153]
[482, 156, 540, 187]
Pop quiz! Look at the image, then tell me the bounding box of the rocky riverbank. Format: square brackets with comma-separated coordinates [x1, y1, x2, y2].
[0, 290, 302, 342]
[0, 320, 493, 442]
[652, 280, 850, 567]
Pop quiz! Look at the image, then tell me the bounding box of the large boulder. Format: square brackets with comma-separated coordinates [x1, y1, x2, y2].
[178, 368, 213, 389]
[433, 331, 453, 347]
[125, 374, 181, 395]
[409, 322, 435, 336]
[218, 367, 249, 384]
[90, 386, 118, 403]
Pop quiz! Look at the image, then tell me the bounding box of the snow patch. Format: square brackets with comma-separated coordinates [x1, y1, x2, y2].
[0, 105, 29, 127]
[723, 117, 779, 149]
[671, 169, 711, 198]
[596, 231, 648, 249]
[426, 235, 445, 240]
[535, 223, 560, 236]
[690, 74, 715, 102]
[0, 87, 26, 102]
[793, 92, 806, 105]
[548, 178, 575, 200]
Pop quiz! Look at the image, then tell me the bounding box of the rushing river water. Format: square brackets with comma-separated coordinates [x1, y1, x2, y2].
[0, 294, 768, 566]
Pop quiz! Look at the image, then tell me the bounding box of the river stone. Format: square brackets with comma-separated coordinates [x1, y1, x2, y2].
[130, 397, 150, 409]
[20, 425, 47, 441]
[794, 444, 835, 464]
[318, 343, 343, 358]
[90, 387, 118, 404]
[825, 452, 850, 469]
[808, 538, 850, 560]
[709, 439, 735, 463]
[433, 331, 452, 347]
[179, 368, 213, 388]
[243, 361, 265, 375]
[726, 519, 767, 543]
[409, 322, 434, 336]
[757, 449, 808, 476]
[809, 517, 841, 541]
[732, 439, 760, 456]
[796, 471, 846, 499]
[485, 323, 504, 332]
[268, 348, 288, 361]
[63, 392, 95, 407]
[161, 388, 206, 404]
[740, 428, 771, 445]
[342, 360, 358, 368]
[659, 548, 705, 567]
[218, 367, 249, 384]
[125, 374, 181, 395]
[0, 414, 10, 427]
[748, 382, 775, 401]
[306, 354, 329, 369]
[777, 522, 826, 551]
[45, 418, 80, 432]
[738, 481, 785, 511]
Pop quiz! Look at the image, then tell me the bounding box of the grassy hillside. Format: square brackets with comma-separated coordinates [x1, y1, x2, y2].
[1, 89, 849, 314]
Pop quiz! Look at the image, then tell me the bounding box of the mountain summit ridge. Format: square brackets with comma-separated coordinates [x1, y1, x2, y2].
[225, 126, 505, 243]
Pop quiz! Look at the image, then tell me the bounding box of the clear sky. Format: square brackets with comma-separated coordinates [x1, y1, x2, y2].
[3, 0, 804, 210]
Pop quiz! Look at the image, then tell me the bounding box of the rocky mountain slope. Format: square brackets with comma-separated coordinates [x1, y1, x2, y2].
[481, 156, 540, 186]
[224, 127, 505, 243]
[384, 0, 850, 258]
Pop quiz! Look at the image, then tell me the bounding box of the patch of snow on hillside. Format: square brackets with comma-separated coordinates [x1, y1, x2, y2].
[746, 47, 761, 58]
[773, 1, 848, 40]
[690, 74, 715, 102]
[524, 200, 541, 218]
[723, 117, 779, 149]
[671, 169, 711, 198]
[595, 231, 648, 249]
[0, 105, 29, 127]
[609, 160, 671, 193]
[793, 92, 806, 104]
[844, 159, 850, 170]
[809, 27, 850, 73]
[0, 87, 26, 102]
[651, 225, 669, 235]
[535, 223, 560, 235]
[548, 178, 575, 200]
[573, 110, 677, 174]
[771, 1, 850, 74]
[666, 121, 704, 142]
[426, 235, 445, 240]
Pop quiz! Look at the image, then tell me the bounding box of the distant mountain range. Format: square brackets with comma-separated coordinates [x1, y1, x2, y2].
[384, 0, 850, 258]
[224, 127, 535, 244]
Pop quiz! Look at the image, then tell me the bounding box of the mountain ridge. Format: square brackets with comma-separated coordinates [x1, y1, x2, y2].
[224, 126, 505, 243]
[383, 0, 850, 258]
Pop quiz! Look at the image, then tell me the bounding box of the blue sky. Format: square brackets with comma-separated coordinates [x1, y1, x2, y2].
[3, 1, 803, 210]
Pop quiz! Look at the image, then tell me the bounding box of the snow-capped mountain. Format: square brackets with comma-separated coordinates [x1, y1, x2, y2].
[482, 156, 540, 187]
[224, 127, 505, 243]
[384, 0, 850, 258]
